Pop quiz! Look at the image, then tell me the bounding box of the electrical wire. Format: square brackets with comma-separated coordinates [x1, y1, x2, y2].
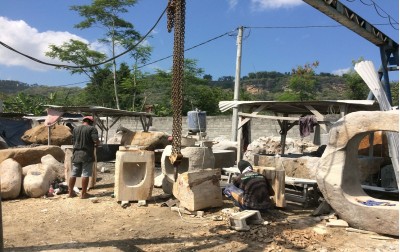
[138, 22, 395, 69]
[56, 80, 90, 87]
[137, 28, 238, 69]
[345, 0, 399, 30]
[0, 5, 168, 69]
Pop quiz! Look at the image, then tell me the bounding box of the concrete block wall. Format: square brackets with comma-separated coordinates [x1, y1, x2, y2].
[105, 115, 310, 143]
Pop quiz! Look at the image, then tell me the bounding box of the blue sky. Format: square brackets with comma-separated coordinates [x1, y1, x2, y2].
[0, 0, 398, 87]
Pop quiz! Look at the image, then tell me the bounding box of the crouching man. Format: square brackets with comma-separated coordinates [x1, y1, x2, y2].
[224, 160, 275, 212]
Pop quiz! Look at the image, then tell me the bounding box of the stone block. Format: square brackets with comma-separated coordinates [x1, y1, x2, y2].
[114, 149, 154, 202]
[172, 169, 222, 211]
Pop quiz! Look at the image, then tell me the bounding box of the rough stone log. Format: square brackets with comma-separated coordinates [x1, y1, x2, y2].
[0, 145, 64, 167]
[316, 110, 399, 236]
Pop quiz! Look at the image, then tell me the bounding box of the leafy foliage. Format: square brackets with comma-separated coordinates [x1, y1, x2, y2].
[2, 61, 398, 116]
[278, 61, 319, 101]
[70, 0, 141, 109]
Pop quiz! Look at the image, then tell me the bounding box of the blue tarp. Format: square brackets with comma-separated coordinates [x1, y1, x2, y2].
[0, 118, 32, 147]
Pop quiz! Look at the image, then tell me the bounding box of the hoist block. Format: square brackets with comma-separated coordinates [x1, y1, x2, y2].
[169, 153, 183, 166]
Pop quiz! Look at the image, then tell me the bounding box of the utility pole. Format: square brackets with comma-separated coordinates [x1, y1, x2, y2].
[231, 26, 243, 142]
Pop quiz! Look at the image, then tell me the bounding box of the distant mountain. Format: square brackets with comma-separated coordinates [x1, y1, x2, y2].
[0, 80, 31, 94]
[210, 72, 348, 100]
[0, 80, 82, 96]
[0, 73, 348, 101]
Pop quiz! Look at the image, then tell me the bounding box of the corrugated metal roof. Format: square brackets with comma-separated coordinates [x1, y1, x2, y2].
[44, 105, 153, 117]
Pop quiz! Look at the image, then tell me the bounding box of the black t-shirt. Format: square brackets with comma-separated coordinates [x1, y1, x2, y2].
[72, 125, 98, 163]
[233, 171, 275, 210]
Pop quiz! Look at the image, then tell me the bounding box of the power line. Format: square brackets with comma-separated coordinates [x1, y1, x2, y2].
[0, 5, 168, 69]
[137, 28, 238, 69]
[345, 0, 399, 30]
[56, 80, 90, 87]
[138, 23, 395, 69]
[245, 23, 394, 29]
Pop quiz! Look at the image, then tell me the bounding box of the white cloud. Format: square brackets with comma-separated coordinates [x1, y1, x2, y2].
[227, 0, 239, 10]
[0, 16, 88, 71]
[250, 0, 303, 10]
[332, 67, 352, 76]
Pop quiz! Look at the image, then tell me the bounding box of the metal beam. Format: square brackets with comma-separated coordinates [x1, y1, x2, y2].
[302, 0, 398, 50]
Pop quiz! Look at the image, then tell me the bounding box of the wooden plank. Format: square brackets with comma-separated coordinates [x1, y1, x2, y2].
[253, 166, 286, 208]
[238, 104, 268, 128]
[239, 112, 299, 121]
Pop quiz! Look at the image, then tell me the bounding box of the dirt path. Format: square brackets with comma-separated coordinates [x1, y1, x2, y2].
[2, 163, 398, 252]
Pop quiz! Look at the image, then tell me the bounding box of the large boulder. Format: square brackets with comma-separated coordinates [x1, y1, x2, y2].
[23, 164, 55, 198]
[41, 154, 65, 180]
[22, 164, 38, 176]
[0, 158, 22, 200]
[254, 154, 320, 179]
[0, 145, 64, 167]
[21, 124, 72, 146]
[110, 127, 170, 151]
[243, 136, 317, 164]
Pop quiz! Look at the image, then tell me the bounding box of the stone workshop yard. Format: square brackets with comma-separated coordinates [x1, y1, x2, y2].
[2, 162, 398, 252]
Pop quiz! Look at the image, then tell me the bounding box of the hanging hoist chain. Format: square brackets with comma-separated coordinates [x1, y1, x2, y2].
[167, 0, 185, 181]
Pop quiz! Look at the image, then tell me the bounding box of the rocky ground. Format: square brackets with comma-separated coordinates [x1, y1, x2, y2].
[2, 162, 398, 252]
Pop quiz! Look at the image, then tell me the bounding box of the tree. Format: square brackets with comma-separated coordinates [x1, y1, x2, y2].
[343, 71, 370, 99]
[278, 61, 319, 101]
[390, 81, 399, 106]
[46, 39, 115, 106]
[71, 0, 141, 109]
[343, 58, 370, 100]
[129, 45, 152, 111]
[203, 74, 212, 81]
[3, 93, 45, 115]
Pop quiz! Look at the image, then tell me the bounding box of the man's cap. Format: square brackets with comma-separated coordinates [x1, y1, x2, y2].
[83, 116, 94, 122]
[238, 160, 252, 173]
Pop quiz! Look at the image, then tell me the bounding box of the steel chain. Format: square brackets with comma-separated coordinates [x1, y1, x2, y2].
[167, 0, 185, 160]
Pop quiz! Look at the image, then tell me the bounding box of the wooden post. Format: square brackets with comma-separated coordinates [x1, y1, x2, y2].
[48, 126, 51, 145]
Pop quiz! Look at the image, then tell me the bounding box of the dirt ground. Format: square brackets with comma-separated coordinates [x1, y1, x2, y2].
[2, 162, 398, 252]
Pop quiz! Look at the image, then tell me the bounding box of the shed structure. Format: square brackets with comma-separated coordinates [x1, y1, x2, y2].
[219, 100, 380, 162]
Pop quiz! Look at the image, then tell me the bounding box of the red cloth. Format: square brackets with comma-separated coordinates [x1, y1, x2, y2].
[44, 108, 64, 126]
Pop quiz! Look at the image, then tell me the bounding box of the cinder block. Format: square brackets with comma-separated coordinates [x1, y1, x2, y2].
[114, 149, 154, 202]
[229, 210, 264, 231]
